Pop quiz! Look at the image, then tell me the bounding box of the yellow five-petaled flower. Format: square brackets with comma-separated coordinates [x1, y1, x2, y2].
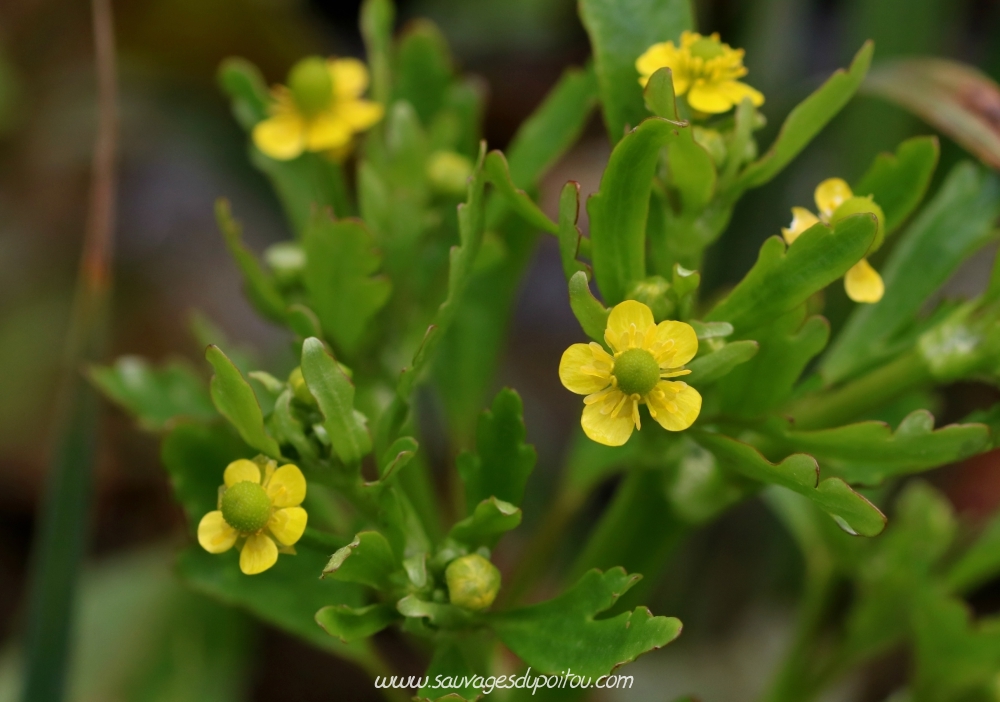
[252, 56, 383, 162]
[782, 178, 885, 303]
[198, 459, 308, 575]
[560, 300, 702, 446]
[636, 31, 764, 115]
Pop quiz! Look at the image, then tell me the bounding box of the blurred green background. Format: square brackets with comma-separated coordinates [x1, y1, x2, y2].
[1, 0, 1000, 699]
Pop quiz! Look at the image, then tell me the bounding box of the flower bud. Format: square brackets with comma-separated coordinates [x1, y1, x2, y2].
[627, 276, 675, 322]
[288, 367, 316, 406]
[264, 242, 306, 286]
[288, 56, 333, 116]
[445, 554, 501, 611]
[427, 151, 473, 196]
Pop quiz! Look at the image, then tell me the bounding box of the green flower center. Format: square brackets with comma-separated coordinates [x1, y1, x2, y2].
[689, 37, 726, 61]
[221, 481, 272, 533]
[288, 56, 333, 116]
[613, 348, 661, 396]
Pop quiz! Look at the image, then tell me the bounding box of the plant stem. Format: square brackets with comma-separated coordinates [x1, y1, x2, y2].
[787, 350, 932, 430]
[21, 1, 118, 700]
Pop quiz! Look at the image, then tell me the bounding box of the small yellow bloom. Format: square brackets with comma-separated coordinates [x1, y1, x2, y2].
[636, 31, 764, 115]
[782, 178, 885, 303]
[197, 458, 308, 575]
[252, 57, 383, 161]
[559, 300, 702, 446]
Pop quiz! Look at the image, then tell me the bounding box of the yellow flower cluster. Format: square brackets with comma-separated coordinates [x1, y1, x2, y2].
[253, 57, 383, 161]
[782, 178, 885, 303]
[560, 301, 702, 446]
[636, 31, 763, 115]
[198, 459, 308, 575]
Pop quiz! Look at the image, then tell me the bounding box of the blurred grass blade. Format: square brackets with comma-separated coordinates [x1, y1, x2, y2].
[864, 58, 1000, 170]
[21, 0, 118, 700]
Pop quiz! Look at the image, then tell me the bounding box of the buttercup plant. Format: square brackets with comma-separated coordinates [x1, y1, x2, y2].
[89, 0, 1000, 700]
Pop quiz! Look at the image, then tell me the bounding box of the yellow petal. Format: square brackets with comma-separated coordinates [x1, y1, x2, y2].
[336, 99, 384, 131]
[714, 80, 764, 107]
[304, 113, 352, 151]
[224, 459, 261, 487]
[814, 178, 852, 219]
[197, 511, 238, 554]
[559, 343, 612, 395]
[581, 398, 635, 446]
[328, 58, 369, 99]
[635, 43, 678, 86]
[653, 320, 699, 367]
[782, 207, 820, 245]
[687, 83, 734, 113]
[606, 300, 656, 352]
[240, 534, 279, 575]
[265, 464, 307, 508]
[844, 259, 884, 303]
[252, 113, 306, 161]
[647, 381, 702, 431]
[269, 507, 308, 546]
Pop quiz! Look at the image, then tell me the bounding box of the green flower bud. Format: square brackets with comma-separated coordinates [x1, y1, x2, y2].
[445, 554, 501, 611]
[612, 348, 661, 396]
[221, 481, 271, 533]
[427, 151, 473, 196]
[264, 242, 306, 285]
[831, 196, 886, 252]
[627, 276, 675, 322]
[288, 56, 333, 116]
[288, 367, 315, 406]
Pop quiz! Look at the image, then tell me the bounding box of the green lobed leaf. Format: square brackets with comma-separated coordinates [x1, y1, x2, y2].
[489, 567, 683, 677]
[394, 19, 453, 126]
[316, 603, 400, 644]
[483, 150, 557, 233]
[250, 151, 353, 235]
[206, 344, 281, 457]
[88, 356, 215, 432]
[556, 182, 589, 282]
[397, 595, 472, 629]
[300, 337, 372, 465]
[448, 497, 522, 549]
[568, 270, 610, 343]
[733, 42, 873, 192]
[946, 508, 1000, 594]
[417, 639, 487, 701]
[853, 136, 939, 234]
[322, 531, 399, 590]
[360, 0, 394, 106]
[302, 213, 392, 356]
[217, 57, 269, 130]
[457, 389, 537, 512]
[822, 163, 1000, 384]
[706, 214, 876, 334]
[685, 340, 758, 385]
[215, 199, 287, 324]
[270, 389, 318, 462]
[762, 409, 990, 486]
[694, 431, 886, 536]
[588, 117, 686, 304]
[378, 435, 418, 481]
[579, 0, 693, 143]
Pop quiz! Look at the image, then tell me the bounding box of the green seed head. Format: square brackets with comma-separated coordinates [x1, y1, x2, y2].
[689, 36, 726, 61]
[288, 56, 333, 116]
[221, 481, 272, 533]
[445, 554, 501, 611]
[613, 348, 661, 396]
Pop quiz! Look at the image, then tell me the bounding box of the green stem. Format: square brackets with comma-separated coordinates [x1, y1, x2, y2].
[787, 350, 932, 430]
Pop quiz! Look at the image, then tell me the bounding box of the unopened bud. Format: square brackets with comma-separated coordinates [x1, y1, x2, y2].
[445, 554, 501, 611]
[427, 151, 473, 196]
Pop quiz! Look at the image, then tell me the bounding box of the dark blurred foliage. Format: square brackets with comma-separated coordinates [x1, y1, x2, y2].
[1, 0, 999, 699]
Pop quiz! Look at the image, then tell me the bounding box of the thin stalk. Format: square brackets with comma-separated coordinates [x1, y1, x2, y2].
[20, 0, 118, 700]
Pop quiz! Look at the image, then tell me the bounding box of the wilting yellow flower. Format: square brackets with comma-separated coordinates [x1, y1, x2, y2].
[559, 300, 702, 446]
[782, 178, 885, 303]
[636, 31, 764, 115]
[198, 459, 308, 575]
[252, 57, 383, 161]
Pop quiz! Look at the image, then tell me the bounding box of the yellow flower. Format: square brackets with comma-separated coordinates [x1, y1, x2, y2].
[197, 458, 308, 575]
[636, 31, 764, 115]
[252, 57, 383, 161]
[782, 178, 885, 303]
[559, 300, 702, 446]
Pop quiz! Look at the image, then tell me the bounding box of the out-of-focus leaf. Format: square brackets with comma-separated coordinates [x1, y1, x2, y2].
[300, 337, 371, 466]
[483, 151, 557, 233]
[316, 603, 400, 644]
[947, 507, 1000, 593]
[588, 117, 684, 304]
[695, 431, 886, 536]
[88, 356, 215, 431]
[734, 42, 873, 192]
[489, 567, 682, 677]
[822, 163, 1000, 384]
[397, 595, 471, 629]
[302, 213, 391, 355]
[685, 340, 758, 385]
[215, 200, 287, 324]
[556, 182, 589, 282]
[448, 498, 522, 548]
[250, 151, 352, 235]
[579, 0, 693, 143]
[854, 136, 939, 234]
[718, 306, 829, 417]
[569, 270, 610, 343]
[322, 531, 398, 590]
[206, 345, 280, 457]
[706, 215, 877, 333]
[865, 58, 1000, 170]
[360, 0, 394, 105]
[217, 57, 269, 129]
[763, 410, 990, 486]
[417, 639, 485, 701]
[457, 389, 536, 512]
[504, 64, 599, 188]
[394, 19, 453, 126]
